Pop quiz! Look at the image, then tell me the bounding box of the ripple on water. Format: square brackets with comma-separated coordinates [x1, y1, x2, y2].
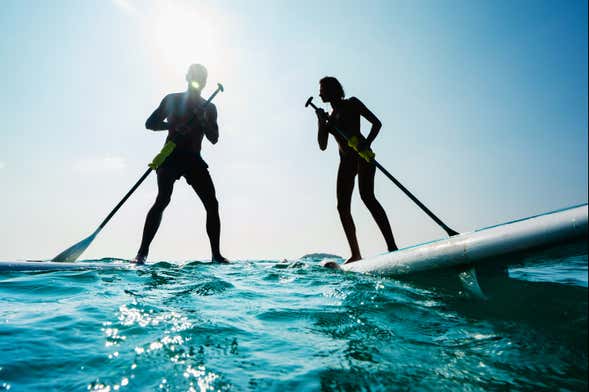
[0, 254, 587, 390]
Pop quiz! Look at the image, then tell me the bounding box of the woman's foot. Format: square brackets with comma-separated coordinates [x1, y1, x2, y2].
[344, 254, 362, 264]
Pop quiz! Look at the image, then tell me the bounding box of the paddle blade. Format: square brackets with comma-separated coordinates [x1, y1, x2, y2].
[52, 230, 99, 262]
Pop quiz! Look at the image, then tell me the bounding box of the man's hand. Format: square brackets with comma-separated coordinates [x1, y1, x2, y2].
[192, 106, 210, 123]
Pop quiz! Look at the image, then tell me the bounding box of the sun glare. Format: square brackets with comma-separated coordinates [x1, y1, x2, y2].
[153, 1, 219, 77]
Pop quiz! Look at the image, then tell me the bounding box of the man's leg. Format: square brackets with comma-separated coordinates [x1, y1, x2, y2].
[358, 161, 398, 252]
[186, 167, 227, 262]
[135, 169, 176, 262]
[337, 158, 361, 263]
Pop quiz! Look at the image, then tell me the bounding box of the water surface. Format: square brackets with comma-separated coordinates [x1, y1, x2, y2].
[0, 248, 587, 391]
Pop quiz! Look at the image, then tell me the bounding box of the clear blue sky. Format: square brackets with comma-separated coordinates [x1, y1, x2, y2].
[0, 0, 587, 261]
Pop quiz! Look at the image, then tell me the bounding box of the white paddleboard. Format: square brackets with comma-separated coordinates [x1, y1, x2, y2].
[0, 260, 226, 272]
[335, 204, 588, 276]
[0, 260, 135, 272]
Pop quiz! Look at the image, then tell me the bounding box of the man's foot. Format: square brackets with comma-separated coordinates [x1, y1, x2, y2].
[344, 254, 362, 264]
[212, 254, 230, 263]
[131, 255, 147, 265]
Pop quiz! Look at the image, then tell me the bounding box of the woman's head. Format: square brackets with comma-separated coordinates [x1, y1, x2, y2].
[319, 76, 345, 103]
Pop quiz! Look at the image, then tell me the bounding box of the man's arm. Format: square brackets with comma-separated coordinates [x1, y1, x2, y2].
[353, 97, 382, 146]
[203, 104, 219, 144]
[145, 96, 170, 131]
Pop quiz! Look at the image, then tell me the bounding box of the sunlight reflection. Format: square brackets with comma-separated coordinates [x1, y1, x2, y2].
[117, 304, 192, 332]
[103, 327, 126, 347]
[184, 365, 219, 392]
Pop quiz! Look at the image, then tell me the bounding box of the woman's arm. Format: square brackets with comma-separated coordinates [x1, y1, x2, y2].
[353, 97, 382, 146]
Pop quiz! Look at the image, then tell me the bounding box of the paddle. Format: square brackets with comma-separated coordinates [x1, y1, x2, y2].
[305, 96, 459, 237]
[52, 83, 225, 262]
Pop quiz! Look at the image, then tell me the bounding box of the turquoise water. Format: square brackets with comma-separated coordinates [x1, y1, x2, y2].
[0, 247, 587, 391]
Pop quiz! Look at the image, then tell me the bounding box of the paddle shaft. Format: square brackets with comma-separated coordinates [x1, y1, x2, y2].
[307, 100, 458, 237]
[371, 160, 458, 236]
[97, 167, 152, 231]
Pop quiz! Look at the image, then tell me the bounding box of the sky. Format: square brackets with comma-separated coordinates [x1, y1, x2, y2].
[0, 0, 587, 262]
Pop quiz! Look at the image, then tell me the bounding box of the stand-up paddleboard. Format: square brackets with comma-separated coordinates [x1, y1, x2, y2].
[0, 260, 135, 272]
[0, 260, 218, 272]
[328, 204, 587, 276]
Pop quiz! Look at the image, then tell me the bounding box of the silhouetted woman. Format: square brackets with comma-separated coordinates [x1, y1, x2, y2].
[316, 77, 397, 263]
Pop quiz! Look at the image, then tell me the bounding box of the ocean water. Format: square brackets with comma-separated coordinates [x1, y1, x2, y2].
[0, 246, 587, 391]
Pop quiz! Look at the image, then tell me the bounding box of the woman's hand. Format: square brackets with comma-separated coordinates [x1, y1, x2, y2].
[356, 137, 371, 152]
[315, 108, 329, 123]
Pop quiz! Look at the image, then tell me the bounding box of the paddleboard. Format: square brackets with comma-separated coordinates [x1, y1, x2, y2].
[331, 204, 587, 276]
[0, 260, 135, 272]
[0, 260, 228, 272]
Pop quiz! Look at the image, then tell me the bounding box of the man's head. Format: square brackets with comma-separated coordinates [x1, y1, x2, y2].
[319, 76, 345, 103]
[186, 64, 208, 91]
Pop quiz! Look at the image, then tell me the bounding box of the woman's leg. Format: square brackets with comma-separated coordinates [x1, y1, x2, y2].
[337, 158, 362, 263]
[358, 161, 398, 252]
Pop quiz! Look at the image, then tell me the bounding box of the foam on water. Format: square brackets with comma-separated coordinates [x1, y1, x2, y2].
[0, 249, 587, 391]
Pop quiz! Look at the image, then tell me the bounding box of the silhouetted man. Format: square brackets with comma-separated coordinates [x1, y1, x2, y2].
[132, 64, 227, 264]
[316, 76, 397, 263]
